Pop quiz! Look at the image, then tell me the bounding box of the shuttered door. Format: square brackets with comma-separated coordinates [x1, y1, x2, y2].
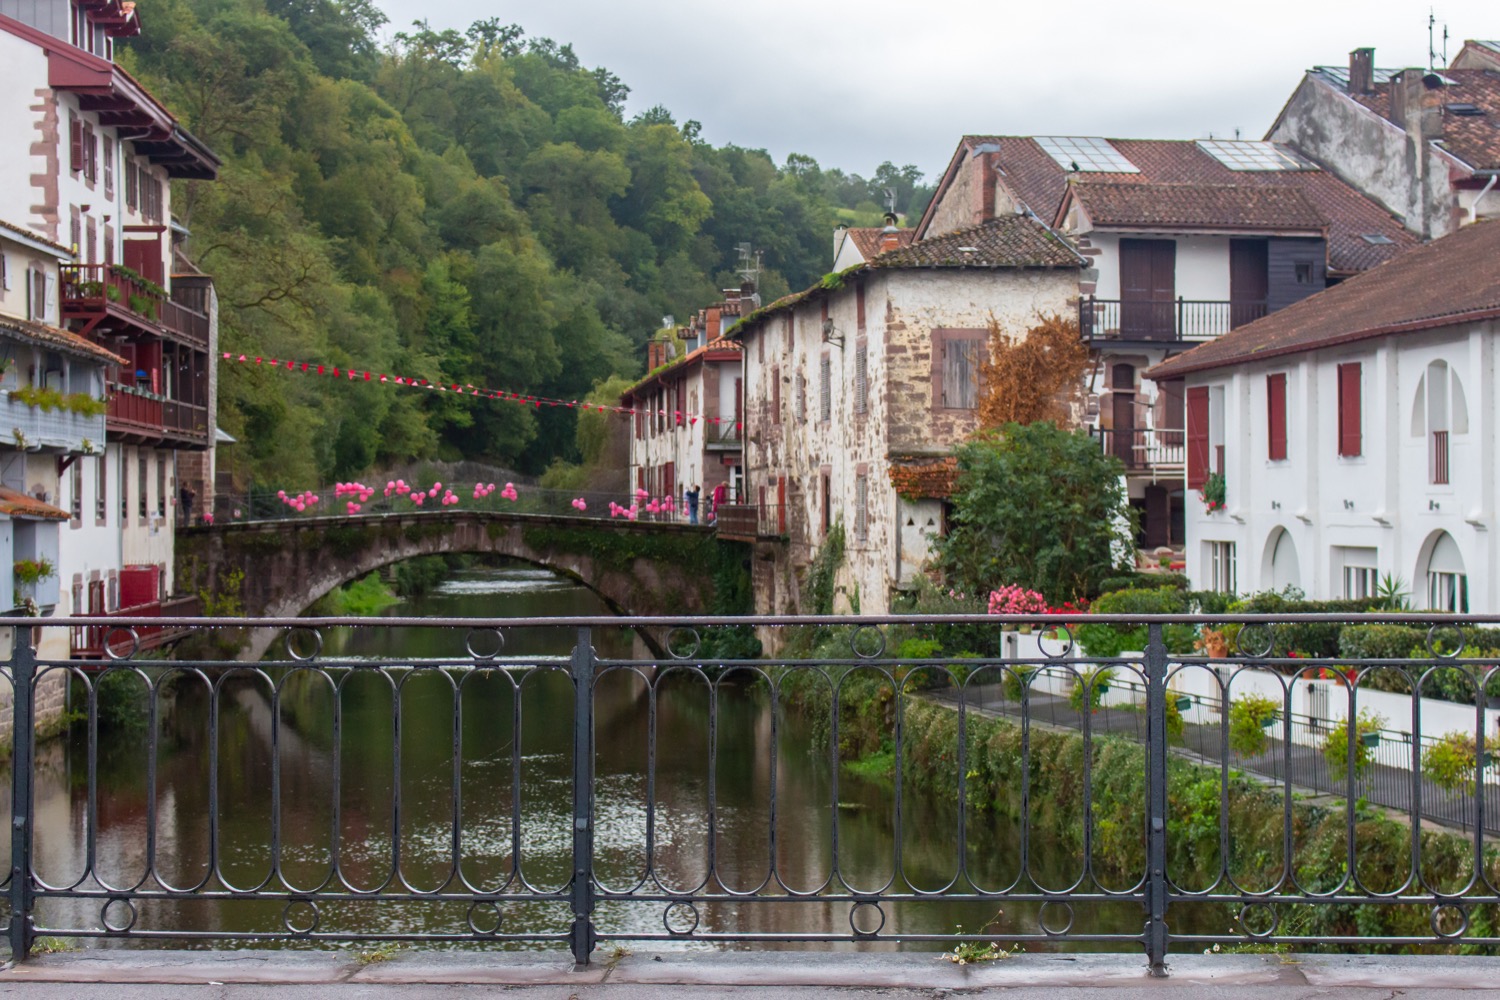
[1266, 373, 1287, 461]
[942, 338, 979, 408]
[1337, 363, 1362, 457]
[1186, 386, 1210, 489]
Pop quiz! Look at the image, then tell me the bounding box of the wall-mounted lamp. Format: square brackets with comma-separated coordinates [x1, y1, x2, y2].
[1343, 499, 1355, 510]
[1271, 500, 1281, 510]
[821, 318, 845, 349]
[1430, 500, 1442, 511]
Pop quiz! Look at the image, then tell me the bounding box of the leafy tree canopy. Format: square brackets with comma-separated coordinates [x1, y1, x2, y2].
[120, 3, 933, 486]
[936, 423, 1136, 606]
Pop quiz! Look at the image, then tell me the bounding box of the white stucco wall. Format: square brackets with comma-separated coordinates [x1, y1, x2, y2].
[0, 32, 49, 236]
[57, 445, 121, 616]
[1177, 319, 1499, 611]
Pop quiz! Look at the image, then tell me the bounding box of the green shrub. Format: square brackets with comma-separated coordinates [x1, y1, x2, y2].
[1423, 731, 1485, 794]
[1074, 587, 1197, 657]
[1228, 692, 1281, 757]
[1068, 666, 1115, 713]
[1323, 710, 1385, 783]
[1097, 572, 1189, 593]
[1339, 624, 1426, 661]
[1003, 663, 1039, 700]
[1230, 593, 1371, 657]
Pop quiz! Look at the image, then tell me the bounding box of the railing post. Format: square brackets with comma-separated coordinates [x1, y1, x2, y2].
[1144, 622, 1170, 976]
[569, 627, 596, 965]
[8, 627, 36, 961]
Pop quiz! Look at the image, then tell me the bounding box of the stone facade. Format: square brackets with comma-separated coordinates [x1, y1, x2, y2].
[738, 264, 1079, 618]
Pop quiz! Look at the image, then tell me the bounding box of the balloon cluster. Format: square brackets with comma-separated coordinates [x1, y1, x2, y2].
[570, 497, 588, 511]
[473, 482, 499, 500]
[497, 482, 519, 502]
[277, 489, 320, 513]
[336, 481, 376, 514]
[607, 501, 640, 521]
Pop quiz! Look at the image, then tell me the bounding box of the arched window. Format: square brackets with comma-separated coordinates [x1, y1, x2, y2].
[1261, 527, 1301, 593]
[1412, 361, 1468, 484]
[1419, 530, 1468, 612]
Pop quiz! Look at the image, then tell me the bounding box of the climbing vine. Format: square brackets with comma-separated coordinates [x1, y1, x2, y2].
[977, 313, 1091, 431]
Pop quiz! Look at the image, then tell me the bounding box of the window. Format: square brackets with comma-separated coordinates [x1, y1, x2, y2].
[855, 471, 869, 543]
[70, 114, 83, 174]
[819, 353, 831, 423]
[138, 454, 148, 520]
[29, 267, 46, 323]
[795, 372, 806, 421]
[1206, 541, 1237, 594]
[95, 454, 107, 523]
[1266, 373, 1287, 461]
[119, 450, 128, 524]
[83, 122, 97, 185]
[820, 471, 831, 536]
[1412, 360, 1466, 485]
[934, 329, 983, 410]
[1428, 571, 1469, 613]
[158, 459, 168, 518]
[1, 250, 8, 291]
[854, 338, 868, 416]
[103, 137, 114, 199]
[71, 461, 83, 524]
[126, 157, 139, 212]
[1294, 261, 1314, 284]
[1337, 362, 1362, 457]
[771, 366, 780, 424]
[1337, 546, 1379, 599]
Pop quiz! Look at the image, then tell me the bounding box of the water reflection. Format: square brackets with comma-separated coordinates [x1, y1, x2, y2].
[20, 563, 1145, 951]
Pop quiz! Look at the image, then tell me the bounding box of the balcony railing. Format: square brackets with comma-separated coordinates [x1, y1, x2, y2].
[59, 264, 210, 347]
[714, 502, 783, 541]
[106, 382, 210, 446]
[67, 594, 201, 658]
[1079, 297, 1267, 345]
[0, 390, 107, 453]
[1091, 426, 1186, 472]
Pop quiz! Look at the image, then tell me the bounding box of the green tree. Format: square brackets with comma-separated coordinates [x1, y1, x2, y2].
[936, 423, 1135, 605]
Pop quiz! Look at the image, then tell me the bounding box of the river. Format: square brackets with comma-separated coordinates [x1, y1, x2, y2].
[18, 562, 1149, 952]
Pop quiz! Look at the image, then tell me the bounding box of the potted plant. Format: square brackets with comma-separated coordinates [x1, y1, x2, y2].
[1422, 731, 1490, 795]
[1322, 709, 1385, 782]
[1228, 692, 1281, 757]
[14, 557, 55, 602]
[1199, 471, 1226, 513]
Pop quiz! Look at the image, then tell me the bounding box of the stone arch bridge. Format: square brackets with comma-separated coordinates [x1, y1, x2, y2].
[175, 511, 725, 659]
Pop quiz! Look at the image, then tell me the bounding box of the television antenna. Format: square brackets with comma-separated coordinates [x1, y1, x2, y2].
[735, 243, 762, 286]
[1429, 9, 1448, 70]
[883, 186, 898, 215]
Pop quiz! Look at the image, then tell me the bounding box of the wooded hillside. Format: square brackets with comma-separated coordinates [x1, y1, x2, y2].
[121, 0, 932, 484]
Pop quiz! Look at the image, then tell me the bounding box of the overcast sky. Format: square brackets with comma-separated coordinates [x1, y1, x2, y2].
[374, 0, 1495, 182]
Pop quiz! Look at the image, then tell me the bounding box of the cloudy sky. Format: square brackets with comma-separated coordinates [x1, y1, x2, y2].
[375, 0, 1495, 181]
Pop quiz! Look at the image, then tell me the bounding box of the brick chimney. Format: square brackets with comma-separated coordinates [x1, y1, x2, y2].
[648, 339, 663, 369]
[878, 212, 902, 253]
[1348, 47, 1375, 95]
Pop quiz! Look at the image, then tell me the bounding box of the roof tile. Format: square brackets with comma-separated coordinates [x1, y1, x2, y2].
[1068, 182, 1326, 231]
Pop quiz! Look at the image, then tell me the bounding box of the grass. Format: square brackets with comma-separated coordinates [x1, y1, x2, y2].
[312, 572, 401, 616]
[353, 942, 403, 965]
[842, 746, 895, 782]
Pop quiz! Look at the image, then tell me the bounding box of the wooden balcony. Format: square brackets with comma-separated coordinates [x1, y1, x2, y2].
[69, 594, 201, 659]
[60, 264, 210, 348]
[1093, 427, 1186, 475]
[107, 381, 210, 448]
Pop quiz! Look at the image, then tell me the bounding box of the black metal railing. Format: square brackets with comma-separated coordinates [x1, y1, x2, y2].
[6, 612, 1500, 974]
[1090, 427, 1186, 471]
[1079, 297, 1267, 344]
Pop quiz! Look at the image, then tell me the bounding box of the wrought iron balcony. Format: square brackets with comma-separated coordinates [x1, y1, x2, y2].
[1091, 426, 1186, 473]
[1079, 296, 1267, 347]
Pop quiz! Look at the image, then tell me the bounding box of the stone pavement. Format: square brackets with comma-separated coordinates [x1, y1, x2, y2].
[4, 950, 1500, 998]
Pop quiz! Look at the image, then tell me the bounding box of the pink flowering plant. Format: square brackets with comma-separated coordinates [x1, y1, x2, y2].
[987, 584, 1050, 617]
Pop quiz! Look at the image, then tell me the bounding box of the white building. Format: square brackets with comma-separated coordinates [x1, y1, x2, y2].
[1269, 41, 1500, 241]
[917, 135, 1416, 552]
[726, 216, 1083, 616]
[1146, 219, 1500, 610]
[0, 3, 221, 654]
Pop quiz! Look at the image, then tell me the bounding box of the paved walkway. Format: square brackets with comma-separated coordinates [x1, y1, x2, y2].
[4, 951, 1500, 997]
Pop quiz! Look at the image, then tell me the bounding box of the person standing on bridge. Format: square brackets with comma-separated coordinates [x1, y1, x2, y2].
[180, 484, 196, 526]
[685, 484, 701, 525]
[710, 481, 727, 524]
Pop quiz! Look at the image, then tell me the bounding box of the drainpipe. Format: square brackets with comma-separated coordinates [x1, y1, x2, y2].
[1471, 174, 1498, 223]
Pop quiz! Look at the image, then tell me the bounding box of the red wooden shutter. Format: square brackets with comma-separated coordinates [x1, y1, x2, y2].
[1186, 386, 1210, 489]
[1266, 373, 1287, 461]
[1337, 363, 1362, 457]
[70, 115, 83, 174]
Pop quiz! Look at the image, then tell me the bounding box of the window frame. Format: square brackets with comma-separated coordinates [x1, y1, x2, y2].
[931, 328, 985, 412]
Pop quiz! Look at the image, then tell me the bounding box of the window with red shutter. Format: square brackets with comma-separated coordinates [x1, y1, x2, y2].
[1266, 373, 1287, 461]
[1186, 386, 1210, 489]
[1337, 363, 1362, 457]
[70, 115, 83, 174]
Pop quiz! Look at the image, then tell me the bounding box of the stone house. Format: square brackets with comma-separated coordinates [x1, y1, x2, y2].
[1146, 218, 1500, 608]
[724, 216, 1083, 616]
[0, 3, 221, 659]
[916, 135, 1415, 551]
[1268, 41, 1500, 241]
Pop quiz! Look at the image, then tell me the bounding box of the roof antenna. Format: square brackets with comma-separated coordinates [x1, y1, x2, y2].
[883, 186, 898, 215]
[1428, 8, 1448, 71]
[1234, 127, 1241, 140]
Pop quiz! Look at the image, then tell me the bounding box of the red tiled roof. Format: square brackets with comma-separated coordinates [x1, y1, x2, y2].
[889, 456, 959, 499]
[0, 485, 69, 521]
[0, 315, 127, 366]
[1147, 219, 1500, 379]
[842, 227, 916, 259]
[0, 219, 70, 255]
[1336, 69, 1500, 171]
[929, 136, 1415, 274]
[866, 215, 1083, 270]
[1065, 182, 1326, 232]
[620, 336, 741, 400]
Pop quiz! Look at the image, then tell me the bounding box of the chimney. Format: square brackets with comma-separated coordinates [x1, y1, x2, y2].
[833, 224, 847, 265]
[878, 212, 902, 254]
[706, 307, 721, 343]
[1390, 68, 1446, 141]
[1348, 47, 1375, 95]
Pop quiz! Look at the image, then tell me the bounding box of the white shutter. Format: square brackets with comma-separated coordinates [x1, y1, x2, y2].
[854, 340, 868, 415]
[819, 355, 831, 423]
[44, 273, 57, 325]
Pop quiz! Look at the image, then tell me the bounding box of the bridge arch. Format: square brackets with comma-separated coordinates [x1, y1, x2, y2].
[176, 511, 723, 658]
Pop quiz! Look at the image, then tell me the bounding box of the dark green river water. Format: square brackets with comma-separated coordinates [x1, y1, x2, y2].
[20, 564, 1151, 952]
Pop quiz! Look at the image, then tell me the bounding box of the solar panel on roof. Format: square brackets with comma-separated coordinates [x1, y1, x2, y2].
[1034, 137, 1139, 173]
[1196, 140, 1319, 172]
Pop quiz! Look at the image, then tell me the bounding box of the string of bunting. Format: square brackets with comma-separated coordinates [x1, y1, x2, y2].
[219, 352, 743, 432]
